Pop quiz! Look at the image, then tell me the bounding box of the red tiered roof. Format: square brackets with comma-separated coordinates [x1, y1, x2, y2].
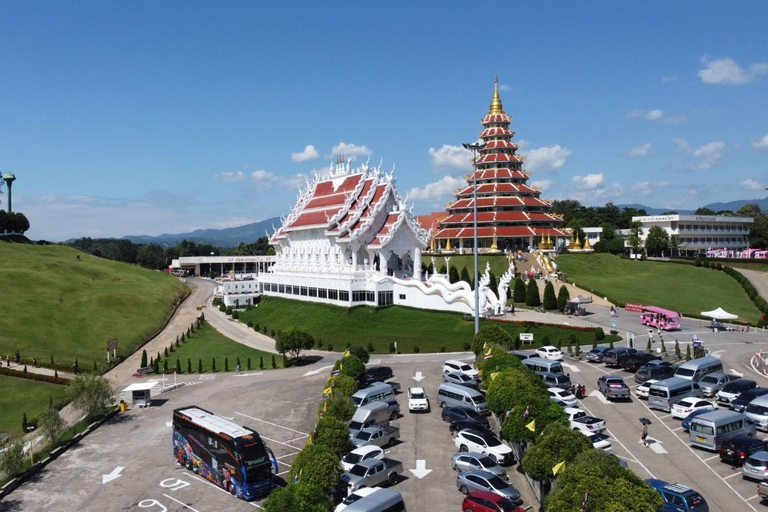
[474, 168, 527, 181]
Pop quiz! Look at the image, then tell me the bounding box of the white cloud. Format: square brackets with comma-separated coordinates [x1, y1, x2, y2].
[627, 143, 653, 157]
[661, 75, 678, 83]
[213, 171, 247, 182]
[522, 145, 572, 174]
[741, 179, 763, 190]
[291, 144, 319, 163]
[753, 133, 768, 150]
[672, 138, 725, 169]
[625, 109, 685, 125]
[330, 141, 373, 160]
[572, 173, 605, 190]
[250, 170, 308, 191]
[630, 180, 669, 197]
[408, 175, 466, 203]
[698, 56, 768, 85]
[515, 139, 532, 150]
[499, 84, 512, 92]
[530, 179, 553, 191]
[428, 144, 472, 171]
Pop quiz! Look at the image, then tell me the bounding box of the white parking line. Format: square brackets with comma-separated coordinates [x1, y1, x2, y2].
[190, 474, 263, 509]
[260, 435, 307, 449]
[276, 451, 300, 460]
[747, 495, 760, 501]
[723, 472, 743, 480]
[235, 412, 310, 437]
[703, 455, 720, 462]
[163, 493, 202, 512]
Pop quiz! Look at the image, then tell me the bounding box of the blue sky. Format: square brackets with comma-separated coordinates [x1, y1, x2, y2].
[1, 2, 767, 241]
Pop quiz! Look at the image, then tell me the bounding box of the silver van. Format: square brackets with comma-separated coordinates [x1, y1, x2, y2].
[349, 402, 393, 435]
[437, 383, 489, 415]
[352, 383, 396, 408]
[674, 356, 723, 382]
[689, 410, 756, 450]
[745, 395, 768, 431]
[648, 377, 702, 412]
[340, 487, 406, 512]
[540, 371, 572, 390]
[522, 356, 564, 375]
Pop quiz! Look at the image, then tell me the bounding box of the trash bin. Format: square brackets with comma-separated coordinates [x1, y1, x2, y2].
[119, 400, 127, 412]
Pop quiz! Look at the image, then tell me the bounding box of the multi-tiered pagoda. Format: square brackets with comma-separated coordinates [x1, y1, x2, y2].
[432, 78, 568, 253]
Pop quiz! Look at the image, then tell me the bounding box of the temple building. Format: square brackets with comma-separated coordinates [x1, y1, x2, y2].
[431, 78, 569, 253]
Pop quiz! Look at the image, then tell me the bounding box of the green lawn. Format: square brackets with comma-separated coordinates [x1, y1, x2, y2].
[0, 375, 69, 435]
[153, 322, 283, 373]
[421, 254, 511, 278]
[556, 254, 763, 323]
[240, 297, 616, 353]
[0, 243, 188, 368]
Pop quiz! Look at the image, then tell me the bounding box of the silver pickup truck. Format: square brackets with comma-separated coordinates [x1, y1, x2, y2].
[340, 458, 403, 493]
[351, 425, 400, 449]
[598, 375, 631, 400]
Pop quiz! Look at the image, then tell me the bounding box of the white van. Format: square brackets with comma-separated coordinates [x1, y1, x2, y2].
[745, 395, 768, 431]
[352, 383, 396, 408]
[437, 383, 489, 415]
[648, 377, 702, 412]
[674, 356, 723, 382]
[689, 410, 756, 450]
[340, 488, 406, 512]
[522, 356, 565, 375]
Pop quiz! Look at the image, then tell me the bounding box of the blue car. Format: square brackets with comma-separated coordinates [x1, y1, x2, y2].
[646, 479, 709, 512]
[681, 409, 711, 432]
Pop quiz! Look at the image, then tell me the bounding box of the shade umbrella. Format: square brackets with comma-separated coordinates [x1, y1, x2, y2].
[639, 418, 652, 426]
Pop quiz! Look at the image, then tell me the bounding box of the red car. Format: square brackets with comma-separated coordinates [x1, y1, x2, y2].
[461, 490, 525, 512]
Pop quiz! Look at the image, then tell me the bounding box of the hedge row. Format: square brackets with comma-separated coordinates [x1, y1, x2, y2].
[723, 266, 768, 320]
[0, 366, 70, 386]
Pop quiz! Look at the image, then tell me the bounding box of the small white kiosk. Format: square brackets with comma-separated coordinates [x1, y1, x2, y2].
[123, 382, 158, 408]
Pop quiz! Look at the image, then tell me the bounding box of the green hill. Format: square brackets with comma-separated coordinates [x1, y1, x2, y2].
[0, 243, 189, 367]
[556, 254, 762, 323]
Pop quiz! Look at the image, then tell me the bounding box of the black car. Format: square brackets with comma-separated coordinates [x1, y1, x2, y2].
[634, 362, 676, 383]
[441, 406, 491, 429]
[602, 348, 638, 368]
[717, 379, 758, 405]
[364, 366, 394, 382]
[731, 387, 768, 412]
[621, 352, 661, 373]
[719, 436, 767, 466]
[449, 419, 494, 435]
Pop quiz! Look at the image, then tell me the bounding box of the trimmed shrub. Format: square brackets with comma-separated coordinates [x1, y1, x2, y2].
[525, 279, 541, 307]
[513, 277, 526, 302]
[543, 282, 557, 310]
[594, 328, 605, 341]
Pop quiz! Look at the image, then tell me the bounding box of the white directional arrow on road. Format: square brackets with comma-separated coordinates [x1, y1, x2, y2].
[589, 390, 611, 405]
[648, 437, 668, 454]
[233, 372, 263, 378]
[303, 365, 333, 377]
[710, 350, 725, 359]
[560, 362, 581, 373]
[412, 372, 425, 382]
[408, 460, 432, 479]
[730, 369, 744, 378]
[102, 466, 124, 484]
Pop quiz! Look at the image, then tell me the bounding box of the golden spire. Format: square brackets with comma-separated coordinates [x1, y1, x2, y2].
[489, 75, 504, 114]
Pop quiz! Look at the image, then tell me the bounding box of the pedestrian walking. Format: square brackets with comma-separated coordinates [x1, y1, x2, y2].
[236, 363, 241, 375]
[641, 425, 648, 447]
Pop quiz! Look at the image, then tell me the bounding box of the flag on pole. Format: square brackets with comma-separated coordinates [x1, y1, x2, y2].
[483, 342, 488, 350]
[552, 461, 566, 475]
[491, 372, 500, 381]
[343, 349, 351, 358]
[523, 405, 530, 420]
[322, 401, 327, 412]
[331, 369, 340, 376]
[526, 419, 536, 432]
[306, 434, 313, 446]
[484, 350, 493, 360]
[323, 387, 333, 395]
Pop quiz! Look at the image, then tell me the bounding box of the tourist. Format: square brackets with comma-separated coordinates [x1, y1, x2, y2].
[641, 425, 648, 447]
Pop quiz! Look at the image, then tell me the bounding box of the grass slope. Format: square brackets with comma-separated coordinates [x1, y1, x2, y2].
[153, 323, 283, 373]
[556, 254, 762, 323]
[0, 375, 68, 435]
[0, 243, 188, 366]
[241, 297, 614, 353]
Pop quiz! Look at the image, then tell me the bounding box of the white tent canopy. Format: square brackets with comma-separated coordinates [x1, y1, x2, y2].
[700, 307, 738, 320]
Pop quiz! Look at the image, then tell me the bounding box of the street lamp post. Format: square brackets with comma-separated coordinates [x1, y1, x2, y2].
[463, 139, 487, 334]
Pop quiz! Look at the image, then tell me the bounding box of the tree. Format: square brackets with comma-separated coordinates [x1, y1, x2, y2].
[338, 356, 366, 383]
[502, 396, 567, 442]
[556, 285, 570, 312]
[460, 267, 472, 288]
[694, 207, 716, 216]
[513, 277, 527, 302]
[315, 416, 351, 456]
[449, 266, 460, 284]
[627, 221, 644, 258]
[324, 395, 357, 422]
[140, 350, 148, 368]
[525, 279, 541, 307]
[348, 346, 370, 364]
[521, 424, 592, 480]
[66, 374, 115, 420]
[543, 281, 557, 310]
[276, 327, 315, 361]
[264, 482, 334, 512]
[473, 324, 513, 354]
[287, 444, 342, 493]
[645, 226, 670, 257]
[545, 449, 663, 512]
[330, 375, 358, 399]
[0, 438, 25, 478]
[38, 407, 65, 445]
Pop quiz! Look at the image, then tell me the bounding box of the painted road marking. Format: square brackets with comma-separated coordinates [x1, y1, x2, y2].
[588, 390, 611, 405]
[561, 362, 581, 373]
[162, 494, 201, 512]
[235, 412, 311, 437]
[190, 475, 263, 509]
[303, 365, 333, 376]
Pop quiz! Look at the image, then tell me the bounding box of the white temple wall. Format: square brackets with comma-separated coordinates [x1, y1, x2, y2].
[391, 280, 473, 314]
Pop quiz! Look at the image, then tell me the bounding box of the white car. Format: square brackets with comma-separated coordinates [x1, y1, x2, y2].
[586, 432, 612, 452]
[335, 487, 380, 511]
[548, 387, 578, 408]
[671, 397, 718, 420]
[443, 359, 480, 380]
[636, 379, 658, 400]
[536, 346, 563, 361]
[408, 387, 430, 412]
[454, 429, 513, 465]
[341, 445, 385, 472]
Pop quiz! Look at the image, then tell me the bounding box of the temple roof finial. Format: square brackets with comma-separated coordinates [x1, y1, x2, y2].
[489, 76, 504, 115]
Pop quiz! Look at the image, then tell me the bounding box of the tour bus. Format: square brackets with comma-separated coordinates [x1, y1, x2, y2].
[640, 306, 681, 331]
[648, 377, 702, 412]
[689, 410, 755, 450]
[172, 406, 275, 500]
[674, 356, 723, 382]
[522, 357, 565, 375]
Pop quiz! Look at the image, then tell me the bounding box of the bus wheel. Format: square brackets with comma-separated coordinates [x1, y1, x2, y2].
[228, 482, 236, 496]
[185, 457, 192, 471]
